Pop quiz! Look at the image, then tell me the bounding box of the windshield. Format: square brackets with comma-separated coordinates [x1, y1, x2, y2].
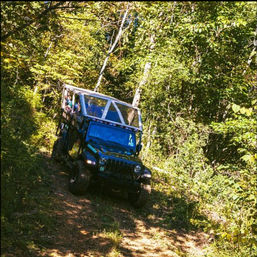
[84, 95, 107, 118]
[82, 94, 141, 130]
[116, 103, 139, 127]
[87, 122, 136, 151]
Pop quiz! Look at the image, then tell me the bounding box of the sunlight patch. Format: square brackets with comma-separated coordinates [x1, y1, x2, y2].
[47, 249, 75, 257]
[80, 229, 88, 235]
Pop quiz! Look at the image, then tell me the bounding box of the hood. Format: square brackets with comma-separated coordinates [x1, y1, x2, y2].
[88, 139, 141, 163]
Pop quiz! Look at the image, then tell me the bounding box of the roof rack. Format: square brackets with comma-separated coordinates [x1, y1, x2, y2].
[62, 84, 143, 132]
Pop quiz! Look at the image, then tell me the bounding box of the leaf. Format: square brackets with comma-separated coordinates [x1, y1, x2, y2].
[252, 99, 257, 105]
[245, 108, 252, 117]
[221, 232, 227, 238]
[232, 104, 240, 113]
[240, 107, 246, 115]
[3, 58, 15, 63]
[226, 233, 232, 240]
[241, 154, 256, 164]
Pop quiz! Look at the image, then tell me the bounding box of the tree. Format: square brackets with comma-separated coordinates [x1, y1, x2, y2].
[94, 3, 130, 92]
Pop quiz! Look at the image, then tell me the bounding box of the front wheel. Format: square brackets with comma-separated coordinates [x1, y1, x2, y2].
[128, 183, 151, 208]
[69, 160, 91, 195]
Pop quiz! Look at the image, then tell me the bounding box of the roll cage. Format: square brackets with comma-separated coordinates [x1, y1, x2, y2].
[62, 84, 143, 132]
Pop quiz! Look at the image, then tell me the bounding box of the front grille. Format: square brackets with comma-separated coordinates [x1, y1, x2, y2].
[106, 158, 134, 179]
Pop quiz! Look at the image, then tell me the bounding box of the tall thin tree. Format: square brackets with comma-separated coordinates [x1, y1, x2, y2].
[94, 4, 130, 92]
[132, 34, 155, 107]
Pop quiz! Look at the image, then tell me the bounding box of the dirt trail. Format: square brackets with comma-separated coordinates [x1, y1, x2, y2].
[41, 158, 210, 257]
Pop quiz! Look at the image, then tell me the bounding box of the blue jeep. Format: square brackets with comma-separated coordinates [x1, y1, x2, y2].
[52, 84, 152, 208]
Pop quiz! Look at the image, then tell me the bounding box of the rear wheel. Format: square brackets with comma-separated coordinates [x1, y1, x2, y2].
[128, 183, 151, 208]
[69, 160, 91, 195]
[51, 138, 65, 161]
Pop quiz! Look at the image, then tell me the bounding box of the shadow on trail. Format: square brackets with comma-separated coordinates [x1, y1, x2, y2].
[145, 188, 207, 231]
[36, 155, 210, 257]
[39, 157, 137, 257]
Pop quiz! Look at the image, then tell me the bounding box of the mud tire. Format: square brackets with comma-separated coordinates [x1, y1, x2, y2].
[128, 183, 151, 208]
[51, 138, 65, 161]
[69, 160, 91, 195]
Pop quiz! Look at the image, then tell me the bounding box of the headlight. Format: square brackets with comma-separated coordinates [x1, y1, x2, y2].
[134, 165, 141, 173]
[86, 159, 96, 165]
[99, 157, 107, 166]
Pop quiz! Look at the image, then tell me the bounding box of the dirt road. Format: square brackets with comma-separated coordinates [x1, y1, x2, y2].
[40, 158, 209, 257]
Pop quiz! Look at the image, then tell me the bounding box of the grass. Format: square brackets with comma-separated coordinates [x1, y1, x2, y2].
[103, 230, 123, 248]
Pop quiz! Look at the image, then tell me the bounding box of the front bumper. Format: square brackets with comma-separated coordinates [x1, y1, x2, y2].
[97, 172, 141, 192]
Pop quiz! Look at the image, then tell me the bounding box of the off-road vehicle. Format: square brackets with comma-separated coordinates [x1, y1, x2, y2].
[52, 84, 152, 208]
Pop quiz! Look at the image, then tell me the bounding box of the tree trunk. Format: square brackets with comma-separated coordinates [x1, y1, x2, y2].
[132, 62, 151, 108]
[33, 85, 38, 96]
[132, 34, 155, 107]
[94, 5, 129, 92]
[143, 124, 157, 160]
[243, 23, 257, 75]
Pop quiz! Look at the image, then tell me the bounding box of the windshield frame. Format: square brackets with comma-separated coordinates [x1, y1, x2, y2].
[86, 121, 137, 152]
[81, 92, 142, 131]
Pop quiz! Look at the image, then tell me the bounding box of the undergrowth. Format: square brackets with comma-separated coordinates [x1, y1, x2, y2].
[142, 117, 257, 257]
[1, 83, 57, 256]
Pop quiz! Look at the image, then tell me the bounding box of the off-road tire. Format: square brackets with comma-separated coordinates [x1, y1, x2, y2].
[51, 137, 65, 161]
[128, 183, 151, 208]
[68, 160, 91, 195]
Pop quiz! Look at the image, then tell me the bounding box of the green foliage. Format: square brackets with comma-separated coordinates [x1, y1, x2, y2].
[1, 78, 57, 255]
[1, 1, 257, 256]
[143, 114, 257, 255]
[211, 102, 257, 167]
[208, 102, 257, 253]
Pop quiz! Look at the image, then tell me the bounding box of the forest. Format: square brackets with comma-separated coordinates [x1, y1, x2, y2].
[1, 1, 257, 257]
